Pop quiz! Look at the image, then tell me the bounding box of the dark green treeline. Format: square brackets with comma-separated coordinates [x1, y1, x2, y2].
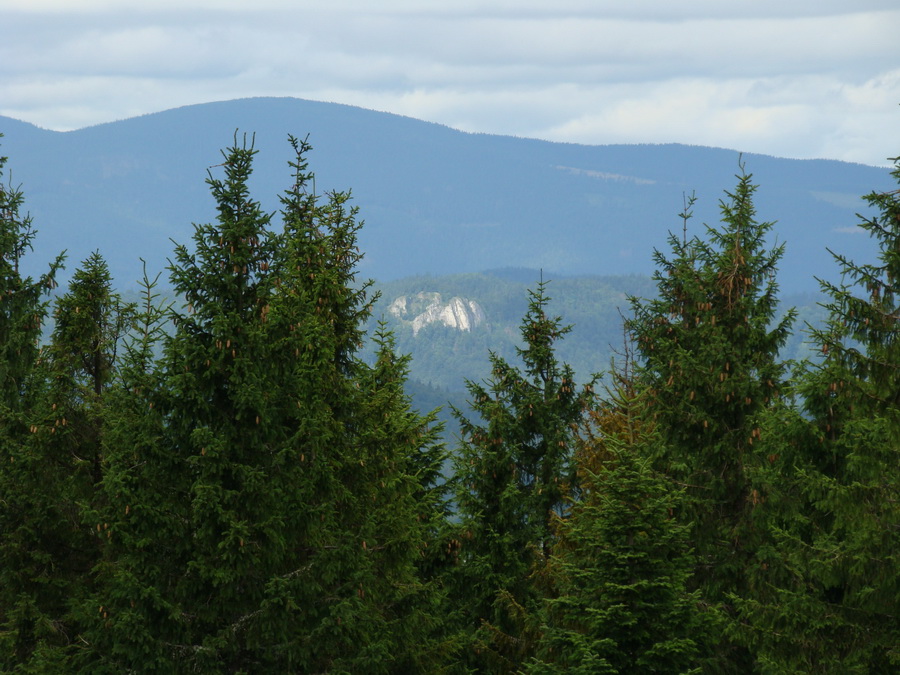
[1, 131, 898, 673]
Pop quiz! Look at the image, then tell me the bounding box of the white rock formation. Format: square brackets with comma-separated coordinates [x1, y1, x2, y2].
[388, 292, 486, 336]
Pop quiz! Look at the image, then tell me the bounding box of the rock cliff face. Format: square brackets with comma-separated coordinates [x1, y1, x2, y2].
[388, 292, 486, 336]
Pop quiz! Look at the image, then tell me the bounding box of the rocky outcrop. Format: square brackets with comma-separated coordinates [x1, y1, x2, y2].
[388, 292, 486, 336]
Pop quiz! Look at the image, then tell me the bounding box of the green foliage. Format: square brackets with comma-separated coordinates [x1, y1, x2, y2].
[0, 138, 73, 669]
[78, 134, 451, 673]
[77, 263, 178, 672]
[532, 462, 701, 673]
[739, 409, 900, 673]
[0, 136, 65, 411]
[0, 250, 130, 670]
[368, 272, 654, 393]
[451, 281, 595, 672]
[4, 124, 900, 674]
[812, 156, 900, 413]
[529, 362, 707, 675]
[737, 156, 900, 672]
[627, 171, 794, 671]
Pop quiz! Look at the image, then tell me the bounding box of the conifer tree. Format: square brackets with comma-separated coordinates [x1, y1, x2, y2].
[737, 155, 900, 671]
[452, 280, 594, 672]
[529, 362, 706, 674]
[0, 137, 68, 669]
[255, 136, 451, 671]
[0, 136, 64, 410]
[349, 323, 457, 672]
[0, 251, 130, 670]
[83, 134, 449, 672]
[627, 170, 794, 670]
[77, 264, 180, 672]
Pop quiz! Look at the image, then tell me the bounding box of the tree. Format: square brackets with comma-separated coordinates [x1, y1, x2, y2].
[627, 170, 794, 671]
[83, 134, 450, 672]
[0, 251, 130, 671]
[451, 280, 595, 672]
[256, 135, 452, 672]
[529, 360, 706, 674]
[0, 136, 69, 669]
[0, 135, 64, 410]
[349, 323, 458, 672]
[76, 263, 181, 672]
[736, 155, 900, 671]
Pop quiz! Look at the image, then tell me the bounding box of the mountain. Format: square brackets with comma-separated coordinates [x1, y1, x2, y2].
[0, 97, 892, 293]
[363, 270, 826, 446]
[367, 270, 822, 390]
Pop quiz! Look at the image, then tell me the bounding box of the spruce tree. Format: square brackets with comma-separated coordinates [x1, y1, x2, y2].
[0, 137, 68, 669]
[0, 251, 130, 670]
[737, 155, 900, 671]
[0, 135, 64, 410]
[260, 136, 450, 671]
[452, 280, 594, 672]
[77, 264, 181, 672]
[529, 363, 706, 674]
[349, 323, 457, 672]
[84, 134, 449, 672]
[627, 170, 794, 670]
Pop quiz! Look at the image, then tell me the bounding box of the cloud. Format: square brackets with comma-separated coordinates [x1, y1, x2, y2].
[1, 2, 897, 166]
[7, 0, 897, 18]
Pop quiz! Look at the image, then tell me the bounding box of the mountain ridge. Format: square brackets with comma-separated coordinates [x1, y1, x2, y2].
[0, 96, 892, 292]
[12, 96, 882, 171]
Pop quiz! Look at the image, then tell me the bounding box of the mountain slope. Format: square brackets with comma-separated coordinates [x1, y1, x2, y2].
[0, 97, 891, 292]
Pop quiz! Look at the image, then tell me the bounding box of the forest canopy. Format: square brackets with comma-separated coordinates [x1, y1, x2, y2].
[1, 132, 899, 673]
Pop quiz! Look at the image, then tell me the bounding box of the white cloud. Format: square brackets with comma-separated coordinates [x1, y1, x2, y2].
[7, 0, 896, 18]
[0, 2, 897, 166]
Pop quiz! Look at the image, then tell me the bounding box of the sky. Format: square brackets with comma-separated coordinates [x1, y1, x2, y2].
[1, 0, 898, 167]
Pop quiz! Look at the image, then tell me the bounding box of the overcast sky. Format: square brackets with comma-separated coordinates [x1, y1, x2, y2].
[2, 0, 898, 166]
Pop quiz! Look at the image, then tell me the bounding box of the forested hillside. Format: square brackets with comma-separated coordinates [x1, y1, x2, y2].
[365, 271, 827, 449]
[367, 272, 826, 391]
[2, 131, 899, 673]
[0, 98, 892, 294]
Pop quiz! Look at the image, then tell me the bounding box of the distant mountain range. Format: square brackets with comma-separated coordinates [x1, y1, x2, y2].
[0, 97, 893, 292]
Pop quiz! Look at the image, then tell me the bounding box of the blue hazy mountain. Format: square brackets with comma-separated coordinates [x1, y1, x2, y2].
[0, 97, 892, 291]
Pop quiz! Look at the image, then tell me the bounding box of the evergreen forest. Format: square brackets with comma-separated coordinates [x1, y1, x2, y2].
[1, 130, 899, 673]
